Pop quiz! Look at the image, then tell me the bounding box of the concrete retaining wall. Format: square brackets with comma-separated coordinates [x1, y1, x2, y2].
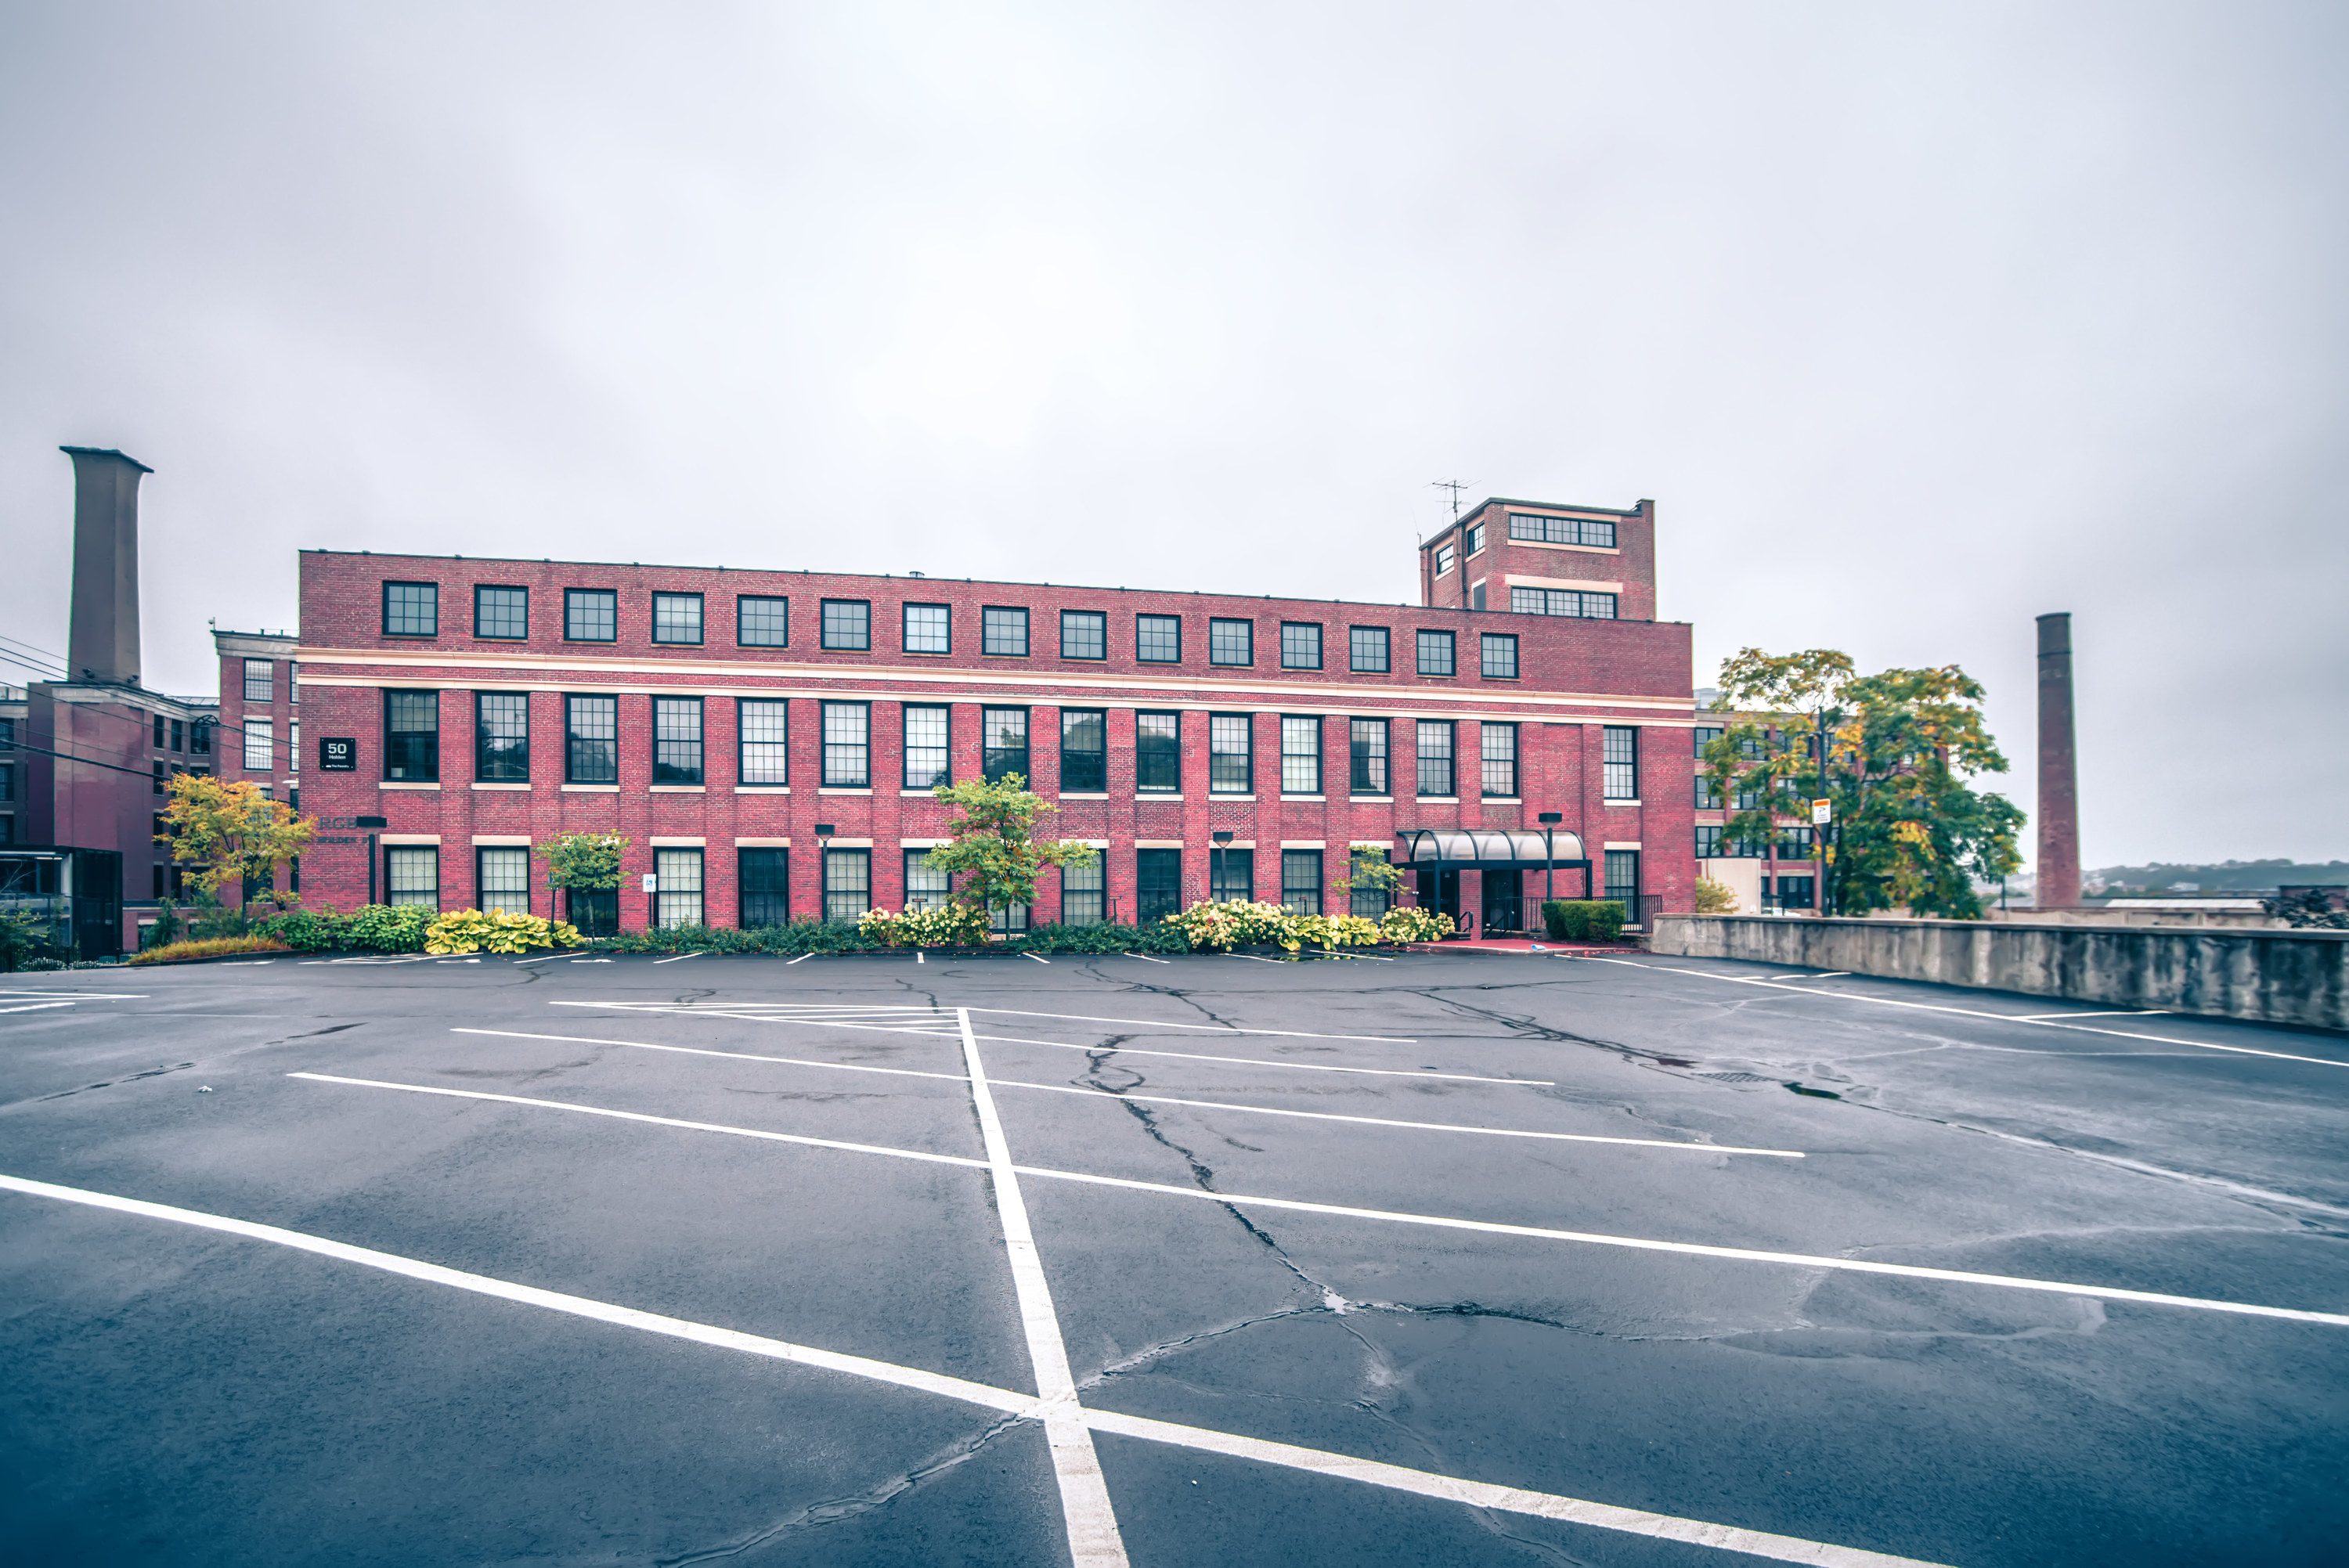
[1647, 915, 2349, 1032]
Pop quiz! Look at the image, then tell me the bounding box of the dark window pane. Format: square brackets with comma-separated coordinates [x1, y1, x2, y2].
[1481, 633, 1517, 679]
[652, 593, 703, 645]
[1137, 849, 1182, 922]
[1136, 712, 1181, 791]
[474, 586, 528, 640]
[1348, 626, 1389, 673]
[822, 702, 869, 787]
[1416, 629, 1456, 676]
[1349, 719, 1388, 795]
[1059, 708, 1106, 793]
[474, 693, 529, 782]
[384, 690, 438, 781]
[1481, 723, 1517, 797]
[738, 596, 789, 647]
[1137, 615, 1181, 663]
[384, 582, 438, 636]
[1280, 622, 1322, 670]
[1281, 849, 1322, 916]
[1604, 726, 1639, 799]
[565, 695, 618, 784]
[654, 697, 703, 784]
[1416, 720, 1454, 797]
[1208, 714, 1251, 794]
[740, 848, 789, 927]
[983, 607, 1029, 656]
[1279, 716, 1319, 795]
[1060, 610, 1106, 659]
[1208, 618, 1252, 666]
[1060, 849, 1104, 927]
[983, 707, 1029, 784]
[904, 705, 949, 790]
[1210, 846, 1254, 903]
[740, 699, 788, 785]
[824, 848, 871, 922]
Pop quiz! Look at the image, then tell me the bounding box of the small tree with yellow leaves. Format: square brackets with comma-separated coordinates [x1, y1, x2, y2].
[155, 773, 318, 912]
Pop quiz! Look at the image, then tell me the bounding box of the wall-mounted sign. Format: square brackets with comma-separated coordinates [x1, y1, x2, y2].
[640, 873, 659, 893]
[1811, 798, 1833, 827]
[319, 737, 358, 772]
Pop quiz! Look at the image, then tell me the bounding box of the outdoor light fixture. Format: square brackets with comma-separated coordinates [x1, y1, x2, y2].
[1538, 812, 1563, 904]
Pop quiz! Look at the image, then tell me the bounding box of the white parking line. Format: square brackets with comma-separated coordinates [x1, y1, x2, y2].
[287, 1074, 2349, 1331]
[290, 1073, 989, 1168]
[2011, 1010, 2167, 1021]
[1122, 953, 1172, 963]
[651, 952, 704, 964]
[0, 1002, 78, 1015]
[785, 953, 814, 964]
[0, 1171, 1955, 1567]
[1584, 958, 2349, 1069]
[0, 989, 146, 1000]
[954, 1007, 1130, 1565]
[451, 1029, 970, 1083]
[1025, 953, 1052, 964]
[994, 1079, 1803, 1156]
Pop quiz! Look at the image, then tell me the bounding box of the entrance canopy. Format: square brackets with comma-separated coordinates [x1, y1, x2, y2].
[1395, 828, 1587, 871]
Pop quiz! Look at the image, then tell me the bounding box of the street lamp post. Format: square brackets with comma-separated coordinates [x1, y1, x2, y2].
[814, 824, 835, 921]
[1537, 812, 1562, 917]
[1211, 831, 1233, 903]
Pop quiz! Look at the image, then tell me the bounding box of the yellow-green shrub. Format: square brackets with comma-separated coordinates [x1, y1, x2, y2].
[858, 904, 994, 947]
[1377, 907, 1456, 944]
[424, 908, 586, 955]
[128, 935, 291, 965]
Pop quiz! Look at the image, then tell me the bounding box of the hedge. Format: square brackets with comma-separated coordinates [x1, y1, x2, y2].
[1540, 899, 1628, 943]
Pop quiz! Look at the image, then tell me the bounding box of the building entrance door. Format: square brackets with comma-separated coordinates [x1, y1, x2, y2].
[1416, 867, 1460, 929]
[1481, 870, 1523, 934]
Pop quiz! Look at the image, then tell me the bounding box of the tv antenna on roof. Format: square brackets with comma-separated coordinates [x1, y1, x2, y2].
[1431, 479, 1468, 520]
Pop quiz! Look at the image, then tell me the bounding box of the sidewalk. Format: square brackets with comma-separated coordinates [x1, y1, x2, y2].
[1409, 937, 1644, 957]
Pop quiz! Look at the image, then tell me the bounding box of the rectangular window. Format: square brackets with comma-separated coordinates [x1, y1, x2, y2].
[1137, 849, 1182, 921]
[153, 759, 166, 795]
[1349, 719, 1388, 795]
[1416, 720, 1455, 797]
[1604, 726, 1639, 800]
[1210, 846, 1254, 904]
[1060, 849, 1105, 927]
[383, 582, 438, 637]
[1060, 609, 1106, 660]
[1348, 852, 1392, 920]
[243, 720, 273, 773]
[1059, 709, 1106, 793]
[289, 663, 299, 705]
[983, 606, 1029, 656]
[824, 848, 871, 923]
[1510, 586, 1618, 619]
[654, 697, 704, 784]
[903, 848, 952, 913]
[171, 719, 185, 752]
[1136, 615, 1181, 663]
[289, 723, 299, 770]
[739, 848, 789, 928]
[1694, 725, 1723, 758]
[0, 763, 12, 802]
[821, 702, 870, 787]
[982, 707, 1029, 784]
[738, 699, 788, 785]
[189, 719, 207, 755]
[155, 713, 167, 748]
[1604, 849, 1640, 906]
[1508, 512, 1618, 548]
[474, 693, 529, 782]
[565, 588, 617, 642]
[1208, 618, 1253, 667]
[384, 692, 437, 781]
[565, 695, 617, 784]
[1349, 625, 1390, 673]
[1280, 716, 1320, 795]
[1481, 633, 1518, 679]
[0, 716, 14, 749]
[477, 846, 530, 913]
[474, 586, 528, 640]
[1279, 622, 1322, 670]
[655, 847, 704, 928]
[1136, 712, 1181, 792]
[243, 659, 273, 701]
[385, 845, 439, 910]
[1695, 825, 1723, 858]
[652, 592, 704, 645]
[904, 705, 950, 790]
[738, 595, 789, 647]
[1776, 874, 1815, 910]
[1466, 521, 1485, 555]
[1435, 543, 1456, 575]
[1416, 629, 1456, 677]
[903, 602, 951, 654]
[1779, 827, 1815, 858]
[1481, 723, 1518, 797]
[1281, 849, 1322, 917]
[821, 600, 871, 651]
[1209, 714, 1252, 794]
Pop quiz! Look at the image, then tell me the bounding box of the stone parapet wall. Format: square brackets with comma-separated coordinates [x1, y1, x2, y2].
[1647, 914, 2349, 1032]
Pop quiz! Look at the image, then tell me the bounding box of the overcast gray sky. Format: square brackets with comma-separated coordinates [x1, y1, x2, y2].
[3, 2, 2343, 867]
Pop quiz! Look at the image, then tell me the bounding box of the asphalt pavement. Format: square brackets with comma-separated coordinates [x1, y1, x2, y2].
[2, 946, 2344, 1566]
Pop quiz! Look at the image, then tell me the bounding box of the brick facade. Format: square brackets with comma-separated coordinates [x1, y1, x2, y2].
[252, 517, 1697, 932]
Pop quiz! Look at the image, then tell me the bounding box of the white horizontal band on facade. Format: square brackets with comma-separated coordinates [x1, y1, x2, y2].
[287, 651, 1697, 715]
[378, 834, 440, 845]
[648, 784, 706, 793]
[734, 837, 789, 847]
[648, 837, 707, 847]
[1503, 574, 1627, 596]
[1280, 840, 1326, 849]
[471, 782, 529, 791]
[1604, 842, 1643, 850]
[379, 780, 440, 791]
[1135, 839, 1183, 849]
[735, 786, 788, 794]
[561, 783, 618, 792]
[470, 834, 532, 845]
[1076, 839, 1110, 849]
[899, 838, 946, 849]
[817, 838, 875, 849]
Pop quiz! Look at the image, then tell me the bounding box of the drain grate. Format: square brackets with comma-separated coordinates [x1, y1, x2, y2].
[1698, 1072, 1773, 1083]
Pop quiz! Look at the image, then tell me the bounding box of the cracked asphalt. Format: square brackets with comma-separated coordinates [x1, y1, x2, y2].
[2, 950, 2344, 1566]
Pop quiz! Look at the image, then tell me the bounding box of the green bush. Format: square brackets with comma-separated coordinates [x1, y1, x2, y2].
[1376, 907, 1456, 944]
[425, 909, 585, 954]
[1541, 900, 1627, 943]
[128, 935, 291, 965]
[1015, 921, 1190, 955]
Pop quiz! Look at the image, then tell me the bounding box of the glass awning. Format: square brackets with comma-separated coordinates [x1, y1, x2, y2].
[1395, 828, 1587, 867]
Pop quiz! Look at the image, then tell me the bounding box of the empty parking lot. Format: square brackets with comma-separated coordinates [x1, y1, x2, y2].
[2, 948, 2344, 1566]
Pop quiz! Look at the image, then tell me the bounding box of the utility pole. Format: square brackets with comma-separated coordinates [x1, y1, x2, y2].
[1431, 480, 1468, 521]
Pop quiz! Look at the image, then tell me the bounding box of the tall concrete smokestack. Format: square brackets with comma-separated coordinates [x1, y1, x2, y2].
[2035, 611, 2080, 910]
[60, 445, 150, 685]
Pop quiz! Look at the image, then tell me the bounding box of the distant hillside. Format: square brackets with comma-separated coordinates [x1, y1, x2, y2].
[2091, 860, 2349, 893]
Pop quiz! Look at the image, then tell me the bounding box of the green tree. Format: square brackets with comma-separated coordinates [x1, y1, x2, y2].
[1330, 845, 1405, 911]
[533, 832, 630, 891]
[156, 773, 318, 911]
[1703, 648, 2022, 919]
[925, 773, 1092, 928]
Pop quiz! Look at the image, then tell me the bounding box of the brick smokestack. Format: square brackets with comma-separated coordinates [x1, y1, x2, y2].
[2035, 611, 2080, 910]
[61, 445, 150, 685]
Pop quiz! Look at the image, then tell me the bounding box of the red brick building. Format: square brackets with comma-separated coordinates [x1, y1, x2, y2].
[254, 498, 1697, 935]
